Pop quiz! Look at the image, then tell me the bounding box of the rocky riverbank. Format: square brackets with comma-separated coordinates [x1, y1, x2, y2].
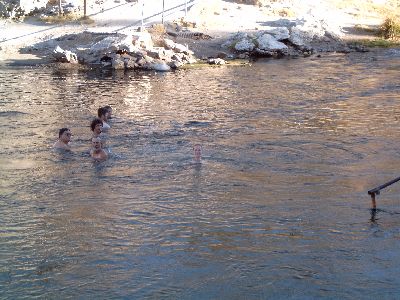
[0, 0, 398, 69]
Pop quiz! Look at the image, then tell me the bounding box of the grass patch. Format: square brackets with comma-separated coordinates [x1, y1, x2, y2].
[79, 16, 95, 25]
[39, 13, 83, 24]
[349, 38, 400, 48]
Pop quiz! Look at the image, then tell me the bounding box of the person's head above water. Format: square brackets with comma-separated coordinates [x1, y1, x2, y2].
[193, 144, 202, 162]
[53, 128, 71, 150]
[59, 128, 71, 142]
[91, 137, 102, 150]
[90, 137, 108, 161]
[104, 105, 112, 120]
[90, 118, 103, 134]
[97, 107, 108, 121]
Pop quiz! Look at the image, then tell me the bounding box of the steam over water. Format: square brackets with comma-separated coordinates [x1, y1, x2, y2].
[1, 50, 400, 298]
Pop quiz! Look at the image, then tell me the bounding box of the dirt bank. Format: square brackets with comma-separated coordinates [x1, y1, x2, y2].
[0, 0, 399, 65]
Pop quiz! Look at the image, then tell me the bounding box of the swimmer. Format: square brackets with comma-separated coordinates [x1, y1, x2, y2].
[53, 128, 72, 151]
[104, 105, 112, 120]
[90, 137, 108, 161]
[90, 118, 103, 138]
[98, 107, 110, 131]
[193, 144, 202, 163]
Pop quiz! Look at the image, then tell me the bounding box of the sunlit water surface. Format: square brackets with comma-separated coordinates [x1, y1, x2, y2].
[1, 50, 400, 299]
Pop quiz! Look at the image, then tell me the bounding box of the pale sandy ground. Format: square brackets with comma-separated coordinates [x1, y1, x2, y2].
[0, 0, 399, 64]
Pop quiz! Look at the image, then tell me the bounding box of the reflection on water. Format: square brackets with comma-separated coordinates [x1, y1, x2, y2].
[1, 50, 400, 298]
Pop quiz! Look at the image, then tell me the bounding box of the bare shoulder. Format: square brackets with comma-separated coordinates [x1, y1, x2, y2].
[53, 141, 71, 151]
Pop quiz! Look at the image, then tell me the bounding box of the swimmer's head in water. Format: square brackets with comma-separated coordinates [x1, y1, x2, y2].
[91, 137, 102, 150]
[97, 107, 108, 120]
[59, 128, 71, 143]
[104, 105, 112, 119]
[91, 118, 103, 133]
[193, 144, 202, 161]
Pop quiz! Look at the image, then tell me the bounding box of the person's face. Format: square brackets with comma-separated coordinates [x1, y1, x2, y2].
[106, 109, 112, 120]
[92, 139, 101, 150]
[94, 123, 102, 134]
[193, 145, 202, 160]
[60, 130, 71, 143]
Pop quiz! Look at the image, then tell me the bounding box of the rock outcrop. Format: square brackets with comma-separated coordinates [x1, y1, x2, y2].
[43, 30, 197, 71]
[220, 14, 354, 58]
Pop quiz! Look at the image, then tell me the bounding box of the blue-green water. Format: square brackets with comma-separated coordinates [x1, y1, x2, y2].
[1, 50, 400, 299]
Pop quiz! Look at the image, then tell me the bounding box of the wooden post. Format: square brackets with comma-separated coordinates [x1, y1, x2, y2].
[58, 0, 62, 15]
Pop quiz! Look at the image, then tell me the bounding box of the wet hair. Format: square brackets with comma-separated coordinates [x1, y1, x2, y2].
[90, 118, 103, 131]
[104, 105, 112, 111]
[98, 107, 107, 118]
[59, 128, 70, 138]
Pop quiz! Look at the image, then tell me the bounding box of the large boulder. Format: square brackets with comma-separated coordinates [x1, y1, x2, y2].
[259, 27, 290, 41]
[256, 34, 288, 51]
[234, 38, 255, 52]
[288, 14, 334, 47]
[132, 31, 153, 49]
[90, 34, 138, 55]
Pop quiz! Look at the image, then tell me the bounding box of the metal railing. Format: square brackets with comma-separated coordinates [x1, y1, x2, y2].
[368, 176, 400, 209]
[82, 0, 199, 30]
[139, 0, 199, 28]
[95, 0, 200, 33]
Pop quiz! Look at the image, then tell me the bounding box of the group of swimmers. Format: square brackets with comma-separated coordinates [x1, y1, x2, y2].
[53, 105, 112, 161]
[53, 104, 203, 163]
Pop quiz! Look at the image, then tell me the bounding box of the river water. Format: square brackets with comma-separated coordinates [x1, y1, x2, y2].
[1, 50, 400, 299]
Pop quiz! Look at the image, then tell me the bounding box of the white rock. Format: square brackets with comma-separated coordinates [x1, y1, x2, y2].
[290, 16, 326, 44]
[174, 43, 189, 53]
[164, 38, 175, 49]
[151, 62, 171, 72]
[260, 27, 290, 41]
[111, 54, 125, 69]
[234, 38, 255, 52]
[257, 34, 288, 51]
[207, 58, 226, 65]
[132, 31, 153, 49]
[90, 34, 139, 55]
[53, 45, 78, 63]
